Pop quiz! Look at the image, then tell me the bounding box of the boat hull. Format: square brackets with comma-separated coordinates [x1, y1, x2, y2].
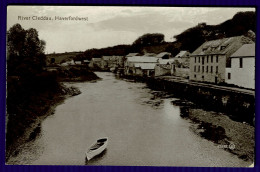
[86, 138, 108, 161]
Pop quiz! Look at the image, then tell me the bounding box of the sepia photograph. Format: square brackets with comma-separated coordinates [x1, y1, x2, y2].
[5, 6, 255, 167]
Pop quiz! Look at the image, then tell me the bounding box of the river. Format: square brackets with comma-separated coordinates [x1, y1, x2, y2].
[7, 72, 250, 167]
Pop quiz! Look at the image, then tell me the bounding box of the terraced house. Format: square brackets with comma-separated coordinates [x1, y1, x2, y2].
[189, 35, 253, 84]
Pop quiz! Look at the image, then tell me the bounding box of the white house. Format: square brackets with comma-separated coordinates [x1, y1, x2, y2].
[226, 43, 255, 89]
[189, 35, 253, 84]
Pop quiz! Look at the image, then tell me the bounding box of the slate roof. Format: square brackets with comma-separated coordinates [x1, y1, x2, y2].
[91, 58, 101, 61]
[102, 56, 112, 61]
[191, 36, 253, 58]
[126, 53, 139, 57]
[156, 52, 171, 58]
[231, 43, 255, 57]
[158, 59, 175, 64]
[175, 51, 189, 58]
[127, 56, 159, 63]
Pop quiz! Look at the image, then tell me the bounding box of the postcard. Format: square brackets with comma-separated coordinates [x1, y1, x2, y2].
[5, 6, 255, 167]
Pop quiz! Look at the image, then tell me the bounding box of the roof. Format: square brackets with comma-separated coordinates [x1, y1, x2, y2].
[102, 56, 112, 61]
[144, 53, 157, 57]
[158, 59, 175, 64]
[175, 51, 189, 58]
[127, 56, 159, 63]
[91, 58, 101, 61]
[134, 63, 156, 70]
[191, 36, 254, 57]
[126, 53, 139, 57]
[156, 52, 171, 58]
[102, 56, 123, 61]
[231, 44, 255, 57]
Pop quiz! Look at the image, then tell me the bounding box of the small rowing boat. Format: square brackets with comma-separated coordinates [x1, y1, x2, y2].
[85, 138, 108, 161]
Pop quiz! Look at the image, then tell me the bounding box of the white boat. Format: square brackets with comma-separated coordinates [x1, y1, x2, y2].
[85, 138, 108, 161]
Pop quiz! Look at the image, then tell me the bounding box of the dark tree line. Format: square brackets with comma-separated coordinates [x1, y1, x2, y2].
[174, 11, 256, 53]
[6, 24, 60, 159]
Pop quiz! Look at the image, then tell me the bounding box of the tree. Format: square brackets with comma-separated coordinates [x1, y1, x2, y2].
[132, 33, 165, 47]
[7, 24, 46, 76]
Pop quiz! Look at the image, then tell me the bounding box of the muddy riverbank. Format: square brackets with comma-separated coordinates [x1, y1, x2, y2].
[171, 99, 254, 162]
[5, 84, 81, 162]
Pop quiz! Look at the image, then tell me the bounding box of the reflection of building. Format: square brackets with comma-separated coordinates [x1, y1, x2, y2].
[189, 35, 253, 84]
[226, 43, 255, 89]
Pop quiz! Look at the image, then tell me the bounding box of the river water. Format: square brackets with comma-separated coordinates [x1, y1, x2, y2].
[7, 72, 249, 167]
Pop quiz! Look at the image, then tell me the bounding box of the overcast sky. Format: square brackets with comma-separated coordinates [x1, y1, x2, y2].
[7, 6, 255, 54]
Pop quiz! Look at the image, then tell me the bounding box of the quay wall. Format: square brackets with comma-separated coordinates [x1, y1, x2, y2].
[146, 77, 255, 124]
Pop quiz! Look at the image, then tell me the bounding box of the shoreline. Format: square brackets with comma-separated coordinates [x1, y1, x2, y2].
[171, 100, 254, 163]
[5, 84, 82, 163]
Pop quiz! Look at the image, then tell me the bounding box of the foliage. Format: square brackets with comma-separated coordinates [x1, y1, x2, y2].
[7, 24, 46, 76]
[133, 33, 165, 46]
[173, 11, 256, 53]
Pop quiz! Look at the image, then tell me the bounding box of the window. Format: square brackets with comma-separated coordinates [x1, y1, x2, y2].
[202, 57, 204, 65]
[202, 75, 204, 80]
[202, 66, 204, 73]
[211, 55, 213, 63]
[220, 46, 226, 50]
[211, 66, 213, 73]
[198, 66, 200, 72]
[206, 66, 208, 73]
[194, 66, 196, 72]
[216, 66, 218, 73]
[199, 57, 200, 63]
[207, 56, 209, 63]
[195, 57, 196, 63]
[228, 73, 231, 79]
[194, 74, 196, 78]
[240, 58, 243, 68]
[216, 55, 219, 63]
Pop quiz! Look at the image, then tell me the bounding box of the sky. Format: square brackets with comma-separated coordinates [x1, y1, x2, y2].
[7, 6, 255, 54]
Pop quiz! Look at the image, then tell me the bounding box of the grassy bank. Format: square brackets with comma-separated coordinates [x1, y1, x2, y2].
[6, 68, 98, 162]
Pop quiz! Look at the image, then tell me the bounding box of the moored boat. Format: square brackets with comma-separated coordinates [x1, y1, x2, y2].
[85, 138, 108, 161]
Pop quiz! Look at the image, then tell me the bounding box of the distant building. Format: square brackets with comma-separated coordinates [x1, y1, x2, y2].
[189, 35, 253, 84]
[156, 52, 172, 59]
[126, 53, 139, 57]
[133, 63, 156, 77]
[89, 58, 101, 68]
[74, 60, 82, 65]
[100, 56, 123, 70]
[116, 56, 125, 68]
[124, 56, 158, 76]
[83, 59, 90, 65]
[144, 53, 157, 57]
[169, 50, 190, 78]
[226, 43, 255, 89]
[155, 59, 175, 77]
[175, 50, 190, 67]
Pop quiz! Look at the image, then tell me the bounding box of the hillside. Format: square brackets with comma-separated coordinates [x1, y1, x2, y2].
[46, 11, 255, 63]
[173, 11, 256, 53]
